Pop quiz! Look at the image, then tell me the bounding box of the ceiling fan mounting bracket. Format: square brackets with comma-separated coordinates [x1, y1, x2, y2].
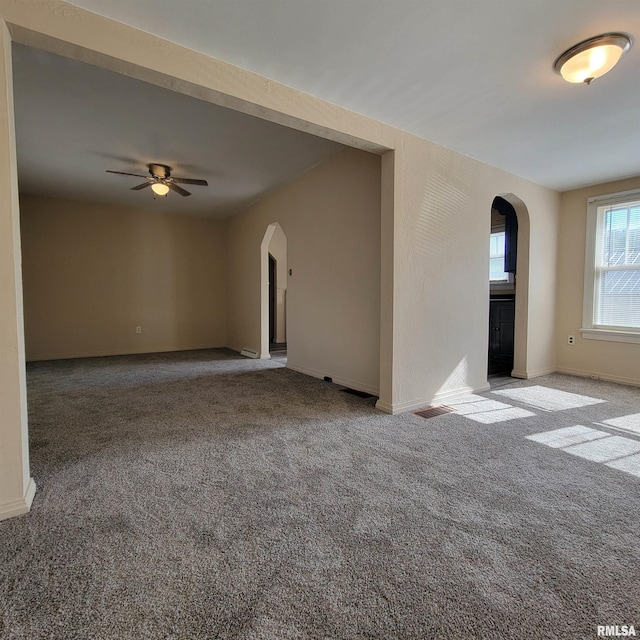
[148, 163, 171, 179]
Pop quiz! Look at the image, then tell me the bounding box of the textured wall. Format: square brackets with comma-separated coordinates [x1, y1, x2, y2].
[557, 176, 640, 386]
[0, 19, 32, 521]
[20, 195, 227, 360]
[226, 148, 382, 394]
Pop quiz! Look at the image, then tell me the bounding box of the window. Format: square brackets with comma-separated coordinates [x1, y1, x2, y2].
[490, 230, 513, 284]
[582, 190, 640, 343]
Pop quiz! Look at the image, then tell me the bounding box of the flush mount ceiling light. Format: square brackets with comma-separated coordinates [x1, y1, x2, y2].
[554, 33, 632, 84]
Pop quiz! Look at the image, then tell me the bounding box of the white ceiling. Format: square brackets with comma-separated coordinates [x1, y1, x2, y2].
[13, 0, 640, 215]
[12, 44, 343, 218]
[61, 0, 640, 193]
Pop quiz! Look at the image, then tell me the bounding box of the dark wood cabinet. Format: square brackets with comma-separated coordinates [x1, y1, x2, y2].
[489, 296, 515, 375]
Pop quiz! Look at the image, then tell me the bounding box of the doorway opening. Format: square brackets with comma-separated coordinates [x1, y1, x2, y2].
[261, 223, 287, 358]
[488, 194, 530, 383]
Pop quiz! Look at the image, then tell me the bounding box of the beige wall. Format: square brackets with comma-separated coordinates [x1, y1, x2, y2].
[556, 176, 640, 386]
[227, 148, 382, 394]
[387, 143, 559, 411]
[0, 19, 33, 521]
[20, 194, 226, 361]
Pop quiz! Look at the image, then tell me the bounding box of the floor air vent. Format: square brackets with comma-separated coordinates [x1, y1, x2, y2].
[240, 348, 259, 358]
[414, 405, 456, 420]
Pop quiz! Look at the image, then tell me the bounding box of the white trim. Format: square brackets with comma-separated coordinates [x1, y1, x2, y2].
[375, 399, 394, 414]
[511, 366, 556, 380]
[583, 192, 640, 337]
[580, 328, 640, 344]
[0, 478, 36, 522]
[26, 345, 227, 362]
[582, 197, 598, 330]
[375, 384, 488, 415]
[529, 366, 558, 378]
[286, 362, 380, 397]
[434, 384, 489, 403]
[556, 367, 640, 388]
[587, 188, 640, 204]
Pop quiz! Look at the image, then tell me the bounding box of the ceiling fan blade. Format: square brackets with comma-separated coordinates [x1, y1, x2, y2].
[171, 177, 208, 186]
[107, 170, 149, 178]
[131, 182, 152, 191]
[167, 182, 191, 197]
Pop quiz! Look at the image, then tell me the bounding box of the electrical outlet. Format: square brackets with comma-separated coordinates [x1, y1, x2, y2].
[136, 326, 142, 334]
[567, 335, 575, 345]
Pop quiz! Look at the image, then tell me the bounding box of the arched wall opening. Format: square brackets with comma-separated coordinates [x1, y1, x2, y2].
[260, 222, 287, 359]
[489, 196, 517, 377]
[491, 193, 531, 379]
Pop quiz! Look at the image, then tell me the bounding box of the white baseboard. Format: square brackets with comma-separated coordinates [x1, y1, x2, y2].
[511, 366, 557, 380]
[0, 477, 36, 522]
[556, 367, 640, 388]
[27, 345, 226, 362]
[376, 384, 487, 415]
[375, 399, 394, 414]
[435, 384, 489, 403]
[286, 362, 379, 396]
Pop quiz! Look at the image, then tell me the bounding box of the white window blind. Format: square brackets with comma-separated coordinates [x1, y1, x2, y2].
[591, 198, 640, 331]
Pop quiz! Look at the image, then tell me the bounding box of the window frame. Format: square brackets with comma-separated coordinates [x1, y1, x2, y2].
[489, 227, 514, 287]
[581, 188, 640, 344]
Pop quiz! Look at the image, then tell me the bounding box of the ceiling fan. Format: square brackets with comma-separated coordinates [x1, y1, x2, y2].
[106, 163, 208, 197]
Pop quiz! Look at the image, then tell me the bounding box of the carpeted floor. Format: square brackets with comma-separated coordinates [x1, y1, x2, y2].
[1, 349, 639, 639]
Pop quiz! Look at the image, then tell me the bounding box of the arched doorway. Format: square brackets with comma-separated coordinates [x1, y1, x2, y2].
[260, 223, 287, 358]
[488, 194, 530, 380]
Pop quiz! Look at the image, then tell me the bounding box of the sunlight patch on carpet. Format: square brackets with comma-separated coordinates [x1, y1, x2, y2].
[493, 386, 605, 412]
[563, 435, 640, 463]
[445, 394, 535, 424]
[600, 413, 640, 435]
[527, 425, 640, 478]
[526, 425, 609, 448]
[606, 453, 640, 478]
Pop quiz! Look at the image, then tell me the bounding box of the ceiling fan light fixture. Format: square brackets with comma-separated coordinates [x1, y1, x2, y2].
[107, 163, 207, 197]
[151, 182, 170, 196]
[554, 33, 632, 84]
